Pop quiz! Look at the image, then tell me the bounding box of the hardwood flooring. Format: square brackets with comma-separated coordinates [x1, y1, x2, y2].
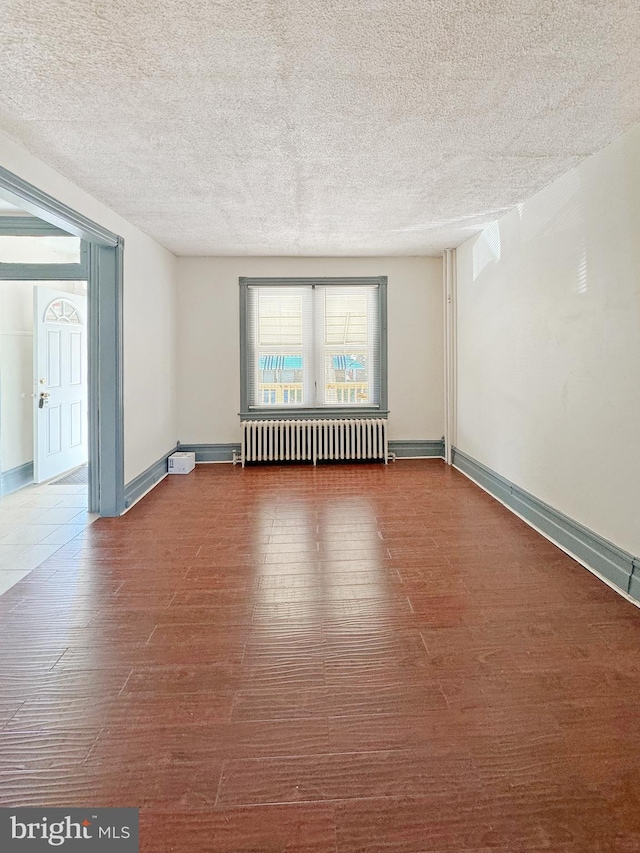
[1, 460, 639, 851]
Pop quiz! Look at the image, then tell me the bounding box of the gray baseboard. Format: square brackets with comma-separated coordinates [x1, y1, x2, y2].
[124, 445, 178, 510]
[389, 440, 444, 458]
[178, 440, 444, 463]
[1, 461, 34, 496]
[628, 562, 640, 600]
[178, 443, 240, 463]
[452, 448, 639, 599]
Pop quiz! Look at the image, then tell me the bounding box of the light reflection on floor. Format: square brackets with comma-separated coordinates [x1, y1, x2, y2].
[249, 491, 397, 690]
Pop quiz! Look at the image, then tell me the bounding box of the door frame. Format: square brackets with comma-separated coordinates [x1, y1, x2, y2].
[0, 165, 124, 516]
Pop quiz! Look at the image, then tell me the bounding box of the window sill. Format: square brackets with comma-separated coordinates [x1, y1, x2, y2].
[240, 408, 389, 421]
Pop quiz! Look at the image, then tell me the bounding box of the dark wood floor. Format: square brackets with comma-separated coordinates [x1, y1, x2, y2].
[1, 460, 640, 851]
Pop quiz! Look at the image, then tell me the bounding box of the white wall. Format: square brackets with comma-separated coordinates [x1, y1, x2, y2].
[177, 256, 443, 445]
[0, 132, 179, 482]
[456, 123, 640, 556]
[0, 280, 85, 473]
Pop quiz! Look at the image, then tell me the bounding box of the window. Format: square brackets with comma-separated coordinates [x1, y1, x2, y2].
[44, 298, 82, 324]
[240, 277, 387, 417]
[0, 234, 82, 265]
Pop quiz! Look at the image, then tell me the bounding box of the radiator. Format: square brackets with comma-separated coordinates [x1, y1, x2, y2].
[241, 419, 388, 467]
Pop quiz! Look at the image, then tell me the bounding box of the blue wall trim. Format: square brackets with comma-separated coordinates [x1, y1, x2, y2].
[452, 448, 639, 598]
[389, 440, 444, 458]
[178, 441, 444, 463]
[178, 443, 240, 463]
[1, 461, 34, 496]
[124, 445, 178, 509]
[629, 560, 640, 600]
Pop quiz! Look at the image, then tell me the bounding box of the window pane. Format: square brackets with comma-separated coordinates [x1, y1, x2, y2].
[259, 293, 303, 346]
[45, 298, 82, 324]
[317, 286, 379, 406]
[257, 354, 304, 405]
[0, 235, 82, 264]
[324, 292, 368, 345]
[257, 292, 304, 404]
[324, 352, 370, 404]
[248, 286, 313, 407]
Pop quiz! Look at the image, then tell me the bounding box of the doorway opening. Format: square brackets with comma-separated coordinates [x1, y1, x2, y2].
[0, 210, 94, 593]
[0, 167, 125, 516]
[0, 165, 124, 595]
[0, 162, 125, 516]
[0, 214, 89, 491]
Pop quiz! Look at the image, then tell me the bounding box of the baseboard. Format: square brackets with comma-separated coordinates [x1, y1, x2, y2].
[124, 445, 179, 510]
[628, 562, 640, 600]
[178, 440, 444, 463]
[389, 440, 444, 458]
[177, 443, 240, 463]
[1, 461, 34, 496]
[452, 448, 639, 600]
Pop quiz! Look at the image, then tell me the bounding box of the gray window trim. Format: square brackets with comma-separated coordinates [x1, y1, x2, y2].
[0, 166, 124, 516]
[239, 275, 388, 420]
[0, 262, 87, 280]
[0, 241, 89, 282]
[0, 222, 89, 281]
[0, 216, 71, 236]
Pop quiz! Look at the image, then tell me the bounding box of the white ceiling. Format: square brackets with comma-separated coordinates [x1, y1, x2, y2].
[1, 1, 639, 256]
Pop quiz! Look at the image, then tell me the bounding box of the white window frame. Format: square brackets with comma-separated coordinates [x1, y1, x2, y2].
[239, 276, 388, 420]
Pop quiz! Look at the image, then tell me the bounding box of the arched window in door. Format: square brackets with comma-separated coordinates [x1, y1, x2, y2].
[44, 298, 82, 325]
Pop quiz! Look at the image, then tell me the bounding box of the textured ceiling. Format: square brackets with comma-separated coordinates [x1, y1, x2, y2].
[1, 1, 640, 256]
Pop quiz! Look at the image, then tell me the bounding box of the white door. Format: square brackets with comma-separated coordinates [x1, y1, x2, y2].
[33, 286, 88, 483]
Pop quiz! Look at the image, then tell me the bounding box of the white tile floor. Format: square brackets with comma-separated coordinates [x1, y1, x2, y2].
[0, 482, 97, 596]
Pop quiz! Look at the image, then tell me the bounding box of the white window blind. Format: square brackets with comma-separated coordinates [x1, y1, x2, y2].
[245, 282, 382, 410]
